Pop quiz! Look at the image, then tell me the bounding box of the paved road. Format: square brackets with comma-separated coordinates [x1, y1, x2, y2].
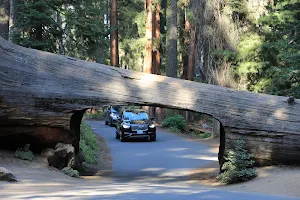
[84, 121, 299, 200]
[0, 121, 297, 200]
[87, 120, 217, 178]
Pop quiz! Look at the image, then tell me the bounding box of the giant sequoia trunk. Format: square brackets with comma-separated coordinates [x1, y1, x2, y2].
[110, 0, 119, 67]
[144, 0, 153, 74]
[166, 0, 178, 78]
[1, 37, 300, 168]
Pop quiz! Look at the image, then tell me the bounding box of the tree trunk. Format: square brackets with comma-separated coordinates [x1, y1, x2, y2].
[56, 12, 65, 55]
[144, 0, 153, 74]
[166, 0, 178, 78]
[9, 0, 14, 41]
[110, 0, 119, 67]
[0, 0, 9, 40]
[212, 119, 220, 138]
[152, 1, 161, 75]
[178, 5, 186, 76]
[1, 37, 300, 167]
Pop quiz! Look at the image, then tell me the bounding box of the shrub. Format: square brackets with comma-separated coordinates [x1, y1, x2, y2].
[15, 144, 34, 161]
[200, 132, 212, 138]
[162, 115, 186, 132]
[80, 121, 100, 164]
[61, 167, 80, 178]
[84, 109, 104, 120]
[217, 140, 257, 184]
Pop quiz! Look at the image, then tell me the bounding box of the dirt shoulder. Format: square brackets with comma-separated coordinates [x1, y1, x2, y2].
[164, 127, 300, 197]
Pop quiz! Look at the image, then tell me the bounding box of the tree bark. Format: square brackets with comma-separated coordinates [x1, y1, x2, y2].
[152, 1, 161, 75]
[1, 37, 300, 167]
[56, 12, 65, 55]
[167, 0, 178, 78]
[144, 0, 153, 74]
[0, 0, 9, 40]
[110, 0, 119, 67]
[9, 0, 14, 41]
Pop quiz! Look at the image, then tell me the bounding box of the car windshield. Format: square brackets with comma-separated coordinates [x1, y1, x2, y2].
[111, 106, 121, 113]
[123, 112, 149, 121]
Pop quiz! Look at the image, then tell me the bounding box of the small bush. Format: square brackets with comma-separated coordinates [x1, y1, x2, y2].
[84, 109, 104, 120]
[217, 140, 257, 184]
[61, 167, 80, 178]
[162, 115, 186, 132]
[80, 121, 100, 164]
[15, 144, 34, 161]
[199, 132, 212, 138]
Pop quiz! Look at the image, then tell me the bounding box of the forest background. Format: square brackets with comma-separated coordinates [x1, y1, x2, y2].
[0, 0, 299, 122]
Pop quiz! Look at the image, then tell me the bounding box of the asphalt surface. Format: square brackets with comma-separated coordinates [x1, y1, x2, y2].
[87, 120, 217, 178]
[85, 121, 299, 200]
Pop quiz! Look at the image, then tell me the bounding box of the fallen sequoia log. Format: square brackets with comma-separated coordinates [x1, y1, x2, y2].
[0, 37, 300, 169]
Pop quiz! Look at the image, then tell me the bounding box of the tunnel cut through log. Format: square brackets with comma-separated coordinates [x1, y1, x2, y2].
[0, 37, 300, 169]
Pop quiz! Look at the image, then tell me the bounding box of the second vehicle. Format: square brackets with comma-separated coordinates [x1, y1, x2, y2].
[115, 109, 156, 142]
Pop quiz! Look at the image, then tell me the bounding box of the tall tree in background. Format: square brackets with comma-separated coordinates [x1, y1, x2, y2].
[143, 0, 153, 73]
[8, 0, 14, 41]
[153, 0, 166, 123]
[152, 0, 161, 75]
[166, 0, 178, 77]
[0, 0, 9, 40]
[110, 0, 119, 67]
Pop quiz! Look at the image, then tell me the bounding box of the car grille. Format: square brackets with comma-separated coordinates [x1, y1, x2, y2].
[131, 125, 148, 131]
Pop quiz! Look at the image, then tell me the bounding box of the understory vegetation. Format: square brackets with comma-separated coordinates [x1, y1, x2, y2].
[162, 114, 187, 133]
[61, 167, 80, 178]
[80, 121, 100, 164]
[15, 144, 34, 161]
[217, 140, 257, 184]
[84, 109, 104, 120]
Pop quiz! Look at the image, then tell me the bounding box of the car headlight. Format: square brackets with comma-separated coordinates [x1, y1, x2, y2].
[149, 124, 155, 128]
[123, 124, 130, 129]
[110, 113, 118, 118]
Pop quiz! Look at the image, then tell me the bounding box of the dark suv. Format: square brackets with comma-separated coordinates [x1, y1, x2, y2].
[103, 105, 122, 126]
[115, 109, 156, 142]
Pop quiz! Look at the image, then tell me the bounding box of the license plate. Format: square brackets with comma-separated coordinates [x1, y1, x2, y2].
[137, 130, 143, 134]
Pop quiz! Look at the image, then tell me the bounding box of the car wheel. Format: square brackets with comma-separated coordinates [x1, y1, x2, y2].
[109, 118, 113, 127]
[116, 132, 120, 139]
[151, 135, 156, 141]
[120, 132, 126, 142]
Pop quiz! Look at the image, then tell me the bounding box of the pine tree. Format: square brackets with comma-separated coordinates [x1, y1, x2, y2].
[217, 140, 257, 184]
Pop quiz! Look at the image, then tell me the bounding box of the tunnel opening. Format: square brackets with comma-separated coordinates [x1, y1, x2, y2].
[79, 104, 225, 180]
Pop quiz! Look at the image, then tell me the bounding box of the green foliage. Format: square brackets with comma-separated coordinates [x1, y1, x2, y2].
[12, 0, 60, 51]
[162, 114, 186, 132]
[118, 0, 146, 71]
[217, 140, 257, 184]
[80, 122, 100, 164]
[12, 0, 109, 62]
[61, 167, 80, 178]
[230, 0, 300, 98]
[15, 144, 34, 161]
[84, 110, 104, 120]
[257, 0, 300, 98]
[199, 132, 212, 138]
[63, 0, 109, 63]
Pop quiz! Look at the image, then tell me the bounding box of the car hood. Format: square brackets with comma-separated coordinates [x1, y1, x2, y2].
[124, 120, 151, 124]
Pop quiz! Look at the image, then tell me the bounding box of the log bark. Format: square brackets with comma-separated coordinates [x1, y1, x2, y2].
[1, 37, 300, 167]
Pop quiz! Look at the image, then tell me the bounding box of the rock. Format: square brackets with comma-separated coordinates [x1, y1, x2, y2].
[0, 167, 17, 182]
[47, 143, 75, 170]
[41, 148, 54, 158]
[202, 123, 210, 129]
